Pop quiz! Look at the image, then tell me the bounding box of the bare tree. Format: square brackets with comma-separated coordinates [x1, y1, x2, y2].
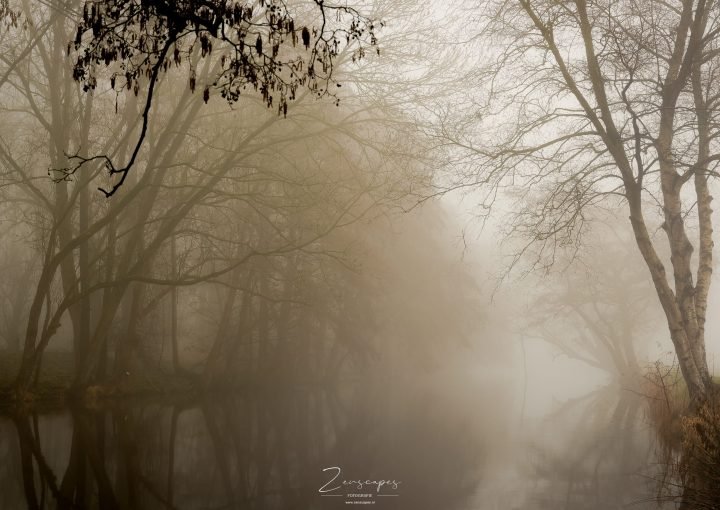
[63, 0, 380, 196]
[444, 0, 720, 404]
[0, 0, 424, 400]
[524, 217, 662, 381]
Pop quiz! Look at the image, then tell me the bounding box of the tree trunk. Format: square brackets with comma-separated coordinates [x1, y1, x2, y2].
[628, 197, 709, 404]
[170, 238, 180, 373]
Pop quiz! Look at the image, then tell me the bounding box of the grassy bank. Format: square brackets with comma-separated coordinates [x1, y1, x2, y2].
[0, 350, 74, 404]
[642, 363, 720, 445]
[643, 363, 691, 448]
[0, 349, 346, 412]
[643, 363, 720, 507]
[0, 350, 198, 409]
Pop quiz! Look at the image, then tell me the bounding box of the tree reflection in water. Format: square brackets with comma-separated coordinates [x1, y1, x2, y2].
[1, 379, 685, 509]
[510, 385, 673, 510]
[0, 375, 502, 510]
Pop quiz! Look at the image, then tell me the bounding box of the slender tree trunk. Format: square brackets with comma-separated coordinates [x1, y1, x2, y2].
[76, 287, 125, 389]
[628, 196, 709, 403]
[170, 238, 180, 373]
[15, 250, 59, 393]
[257, 272, 270, 374]
[77, 168, 91, 375]
[166, 407, 179, 506]
[203, 275, 240, 388]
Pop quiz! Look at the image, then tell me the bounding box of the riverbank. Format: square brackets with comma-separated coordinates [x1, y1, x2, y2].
[643, 363, 720, 508]
[0, 350, 198, 410]
[0, 349, 355, 411]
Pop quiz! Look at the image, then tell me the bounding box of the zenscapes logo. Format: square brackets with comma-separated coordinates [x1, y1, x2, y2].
[319, 466, 401, 505]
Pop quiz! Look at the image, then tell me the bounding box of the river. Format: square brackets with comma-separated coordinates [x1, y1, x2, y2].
[0, 361, 678, 510]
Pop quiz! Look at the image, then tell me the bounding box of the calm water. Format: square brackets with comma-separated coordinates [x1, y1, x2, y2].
[0, 370, 676, 510]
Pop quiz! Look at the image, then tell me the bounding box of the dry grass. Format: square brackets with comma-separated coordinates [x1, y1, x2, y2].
[642, 361, 720, 508]
[678, 402, 720, 508]
[642, 361, 690, 449]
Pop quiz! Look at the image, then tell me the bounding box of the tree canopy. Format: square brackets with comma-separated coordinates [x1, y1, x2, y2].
[439, 0, 720, 403]
[64, 0, 380, 196]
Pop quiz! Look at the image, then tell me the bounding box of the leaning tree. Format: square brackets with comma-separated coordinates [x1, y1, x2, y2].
[443, 0, 720, 404]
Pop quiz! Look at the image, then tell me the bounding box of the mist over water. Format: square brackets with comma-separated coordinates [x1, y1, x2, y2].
[1, 0, 719, 508]
[0, 204, 682, 509]
[0, 336, 674, 510]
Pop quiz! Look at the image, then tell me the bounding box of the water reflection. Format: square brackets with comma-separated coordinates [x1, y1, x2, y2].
[468, 382, 673, 510]
[512, 387, 665, 510]
[1, 372, 501, 510]
[0, 377, 676, 509]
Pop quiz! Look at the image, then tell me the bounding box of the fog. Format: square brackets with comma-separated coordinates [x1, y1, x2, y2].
[0, 0, 719, 508]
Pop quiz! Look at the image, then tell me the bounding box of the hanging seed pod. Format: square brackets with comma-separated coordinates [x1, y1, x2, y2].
[302, 27, 310, 49]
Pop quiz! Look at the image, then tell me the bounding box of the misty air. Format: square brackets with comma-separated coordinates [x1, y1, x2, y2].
[0, 1, 718, 509]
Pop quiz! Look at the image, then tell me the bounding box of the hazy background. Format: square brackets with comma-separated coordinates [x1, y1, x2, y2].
[0, 0, 713, 508]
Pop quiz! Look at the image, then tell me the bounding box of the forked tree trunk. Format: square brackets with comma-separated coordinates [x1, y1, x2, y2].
[518, 0, 716, 407]
[628, 196, 711, 404]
